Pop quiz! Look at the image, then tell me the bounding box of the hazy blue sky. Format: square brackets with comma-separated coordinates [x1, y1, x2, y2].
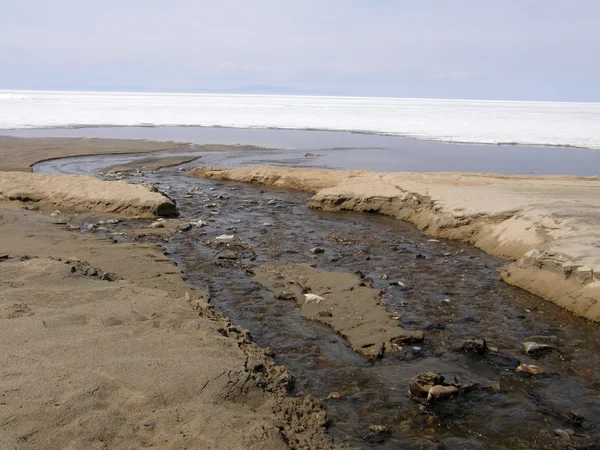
[1, 0, 599, 100]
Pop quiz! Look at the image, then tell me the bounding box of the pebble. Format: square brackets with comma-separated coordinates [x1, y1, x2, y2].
[304, 293, 324, 303]
[266, 199, 276, 205]
[441, 298, 452, 305]
[523, 341, 554, 355]
[105, 219, 120, 225]
[178, 223, 192, 232]
[263, 222, 273, 227]
[327, 392, 342, 399]
[318, 311, 333, 317]
[22, 205, 39, 211]
[150, 222, 165, 229]
[277, 292, 296, 301]
[50, 210, 61, 217]
[516, 364, 546, 376]
[215, 234, 235, 242]
[408, 372, 445, 399]
[310, 247, 325, 254]
[87, 224, 97, 230]
[192, 220, 207, 227]
[455, 338, 487, 355]
[427, 385, 459, 402]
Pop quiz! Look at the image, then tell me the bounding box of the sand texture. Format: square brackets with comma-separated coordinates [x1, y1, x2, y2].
[192, 166, 600, 321]
[0, 203, 337, 449]
[0, 171, 177, 217]
[253, 263, 423, 358]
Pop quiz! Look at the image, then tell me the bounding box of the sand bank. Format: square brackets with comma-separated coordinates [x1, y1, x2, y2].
[0, 203, 337, 449]
[0, 171, 177, 217]
[0, 136, 193, 172]
[191, 167, 600, 322]
[100, 155, 201, 173]
[253, 263, 423, 359]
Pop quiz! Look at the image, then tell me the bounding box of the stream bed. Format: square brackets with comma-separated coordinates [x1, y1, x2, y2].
[35, 152, 600, 449]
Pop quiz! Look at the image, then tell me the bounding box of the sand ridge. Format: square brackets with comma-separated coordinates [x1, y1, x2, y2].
[0, 171, 177, 217]
[191, 166, 600, 322]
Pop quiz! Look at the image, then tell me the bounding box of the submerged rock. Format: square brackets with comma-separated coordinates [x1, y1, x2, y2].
[517, 364, 547, 376]
[408, 372, 445, 399]
[455, 338, 487, 355]
[427, 385, 459, 402]
[310, 247, 325, 254]
[523, 341, 554, 355]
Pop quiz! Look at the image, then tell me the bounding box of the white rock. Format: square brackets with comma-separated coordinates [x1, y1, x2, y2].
[50, 210, 61, 217]
[304, 294, 324, 303]
[263, 222, 273, 227]
[215, 234, 234, 242]
[150, 222, 165, 229]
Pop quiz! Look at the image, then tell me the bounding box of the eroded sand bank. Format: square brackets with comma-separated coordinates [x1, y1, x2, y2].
[0, 203, 336, 449]
[0, 171, 177, 217]
[191, 166, 600, 321]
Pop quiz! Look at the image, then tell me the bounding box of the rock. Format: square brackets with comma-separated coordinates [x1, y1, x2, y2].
[277, 292, 296, 301]
[192, 220, 207, 227]
[263, 222, 273, 227]
[22, 205, 39, 211]
[86, 223, 97, 231]
[205, 203, 217, 208]
[523, 341, 554, 355]
[50, 210, 61, 217]
[217, 251, 239, 260]
[554, 429, 574, 441]
[0, 254, 9, 260]
[390, 333, 424, 349]
[304, 293, 324, 303]
[178, 223, 192, 232]
[327, 392, 342, 399]
[408, 372, 445, 399]
[364, 343, 385, 360]
[215, 234, 234, 242]
[310, 247, 325, 254]
[367, 424, 389, 434]
[441, 298, 452, 305]
[318, 311, 333, 317]
[427, 385, 459, 402]
[266, 199, 276, 205]
[105, 219, 120, 225]
[150, 221, 165, 229]
[455, 338, 487, 355]
[517, 364, 546, 376]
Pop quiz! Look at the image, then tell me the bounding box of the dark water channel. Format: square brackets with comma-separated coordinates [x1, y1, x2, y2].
[35, 157, 600, 449]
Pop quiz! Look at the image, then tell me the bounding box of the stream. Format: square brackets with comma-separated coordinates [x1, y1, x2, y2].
[34, 151, 600, 449]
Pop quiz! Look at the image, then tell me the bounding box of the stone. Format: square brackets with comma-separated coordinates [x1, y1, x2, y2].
[266, 199, 276, 205]
[318, 311, 333, 317]
[427, 385, 459, 402]
[364, 343, 385, 360]
[150, 221, 165, 229]
[215, 234, 234, 242]
[367, 424, 389, 434]
[277, 292, 296, 301]
[310, 247, 325, 254]
[193, 220, 208, 227]
[263, 222, 273, 227]
[390, 333, 424, 349]
[50, 210, 61, 217]
[408, 372, 445, 399]
[455, 338, 487, 355]
[523, 341, 554, 355]
[86, 223, 97, 231]
[516, 364, 546, 376]
[105, 219, 120, 225]
[327, 392, 342, 399]
[178, 223, 192, 231]
[22, 205, 39, 211]
[304, 293, 324, 303]
[217, 251, 239, 260]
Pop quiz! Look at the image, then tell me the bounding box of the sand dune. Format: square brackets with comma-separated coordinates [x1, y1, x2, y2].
[191, 166, 600, 321]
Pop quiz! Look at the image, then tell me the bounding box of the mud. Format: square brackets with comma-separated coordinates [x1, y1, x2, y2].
[34, 155, 600, 449]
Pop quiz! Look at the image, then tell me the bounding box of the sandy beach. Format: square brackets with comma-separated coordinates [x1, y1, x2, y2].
[1, 136, 600, 448]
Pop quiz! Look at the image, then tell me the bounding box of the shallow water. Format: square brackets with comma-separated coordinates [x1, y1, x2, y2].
[12, 125, 600, 175]
[35, 155, 600, 449]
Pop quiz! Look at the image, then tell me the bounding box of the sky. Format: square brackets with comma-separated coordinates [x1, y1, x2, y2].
[1, 0, 599, 101]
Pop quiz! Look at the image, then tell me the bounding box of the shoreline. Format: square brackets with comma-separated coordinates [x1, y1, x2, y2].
[191, 166, 600, 322]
